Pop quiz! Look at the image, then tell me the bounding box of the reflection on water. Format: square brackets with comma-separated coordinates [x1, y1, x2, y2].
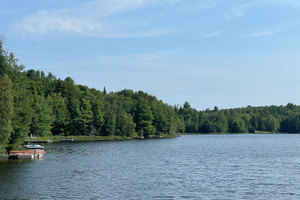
[1, 134, 300, 199]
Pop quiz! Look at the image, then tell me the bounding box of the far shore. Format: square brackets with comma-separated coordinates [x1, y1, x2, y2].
[181, 131, 298, 135]
[36, 132, 300, 143]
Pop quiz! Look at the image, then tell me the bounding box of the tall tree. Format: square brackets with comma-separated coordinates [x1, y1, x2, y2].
[75, 98, 93, 135]
[116, 111, 136, 137]
[30, 96, 54, 137]
[48, 93, 69, 135]
[10, 79, 33, 150]
[103, 110, 116, 136]
[0, 74, 14, 153]
[135, 97, 156, 138]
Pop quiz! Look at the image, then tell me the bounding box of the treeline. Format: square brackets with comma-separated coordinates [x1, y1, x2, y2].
[1, 43, 300, 153]
[179, 102, 300, 134]
[0, 43, 184, 153]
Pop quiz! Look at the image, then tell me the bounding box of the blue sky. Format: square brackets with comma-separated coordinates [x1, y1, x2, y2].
[1, 0, 300, 110]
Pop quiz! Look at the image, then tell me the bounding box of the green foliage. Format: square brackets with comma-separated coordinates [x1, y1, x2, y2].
[229, 117, 247, 133]
[103, 110, 116, 136]
[178, 102, 300, 134]
[116, 111, 136, 137]
[76, 98, 93, 135]
[0, 74, 14, 153]
[265, 115, 280, 133]
[135, 96, 156, 138]
[10, 78, 32, 150]
[30, 95, 54, 137]
[3, 44, 300, 151]
[0, 44, 182, 149]
[48, 93, 69, 135]
[280, 115, 300, 133]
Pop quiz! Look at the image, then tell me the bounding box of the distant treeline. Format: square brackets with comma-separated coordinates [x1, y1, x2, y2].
[0, 43, 300, 153]
[179, 102, 300, 134]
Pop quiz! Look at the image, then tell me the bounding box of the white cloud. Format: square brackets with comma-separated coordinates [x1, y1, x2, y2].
[225, 1, 271, 21]
[246, 30, 275, 38]
[226, 0, 300, 21]
[14, 10, 103, 35]
[81, 0, 150, 16]
[11, 0, 154, 37]
[10, 0, 216, 38]
[275, 0, 300, 7]
[185, 0, 216, 11]
[201, 31, 221, 38]
[226, 12, 244, 20]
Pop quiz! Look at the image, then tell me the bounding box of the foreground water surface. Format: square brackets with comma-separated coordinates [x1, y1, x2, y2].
[1, 134, 300, 199]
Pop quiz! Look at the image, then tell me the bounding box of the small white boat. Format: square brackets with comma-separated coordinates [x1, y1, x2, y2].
[24, 144, 44, 149]
[13, 135, 46, 159]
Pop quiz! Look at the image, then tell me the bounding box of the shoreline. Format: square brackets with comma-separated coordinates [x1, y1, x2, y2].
[36, 134, 177, 143]
[181, 131, 296, 135]
[36, 132, 299, 143]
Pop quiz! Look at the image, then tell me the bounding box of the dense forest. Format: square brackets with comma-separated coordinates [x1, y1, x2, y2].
[0, 42, 185, 153]
[179, 102, 300, 134]
[1, 42, 300, 153]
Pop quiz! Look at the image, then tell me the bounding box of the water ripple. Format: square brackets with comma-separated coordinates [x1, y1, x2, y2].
[1, 135, 300, 199]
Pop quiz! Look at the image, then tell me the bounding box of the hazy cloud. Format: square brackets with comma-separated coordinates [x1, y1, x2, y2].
[226, 12, 244, 20]
[247, 30, 275, 38]
[185, 0, 216, 11]
[10, 0, 214, 38]
[201, 31, 221, 38]
[226, 0, 300, 21]
[13, 10, 103, 35]
[246, 30, 276, 38]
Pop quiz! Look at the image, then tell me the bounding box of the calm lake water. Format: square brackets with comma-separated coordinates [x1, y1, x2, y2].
[1, 134, 300, 199]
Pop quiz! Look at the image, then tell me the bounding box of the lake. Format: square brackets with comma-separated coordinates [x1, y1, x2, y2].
[1, 134, 300, 199]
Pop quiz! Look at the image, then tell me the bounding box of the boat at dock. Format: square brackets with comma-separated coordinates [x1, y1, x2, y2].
[9, 145, 46, 159]
[24, 144, 44, 149]
[9, 135, 47, 159]
[24, 140, 52, 144]
[9, 149, 46, 159]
